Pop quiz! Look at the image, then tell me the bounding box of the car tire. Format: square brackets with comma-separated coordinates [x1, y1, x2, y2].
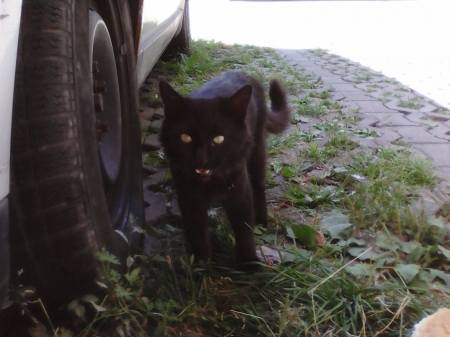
[0, 199, 10, 310]
[163, 0, 191, 58]
[9, 0, 143, 307]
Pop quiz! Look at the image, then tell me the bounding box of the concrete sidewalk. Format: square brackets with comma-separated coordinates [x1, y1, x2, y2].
[276, 48, 450, 186]
[190, 0, 450, 186]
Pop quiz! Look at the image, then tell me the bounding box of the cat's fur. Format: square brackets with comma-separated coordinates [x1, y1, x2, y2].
[159, 72, 289, 269]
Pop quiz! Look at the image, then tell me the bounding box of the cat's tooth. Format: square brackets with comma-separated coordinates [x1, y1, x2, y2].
[196, 169, 201, 174]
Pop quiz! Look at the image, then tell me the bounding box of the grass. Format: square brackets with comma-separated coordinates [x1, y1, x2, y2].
[19, 40, 450, 336]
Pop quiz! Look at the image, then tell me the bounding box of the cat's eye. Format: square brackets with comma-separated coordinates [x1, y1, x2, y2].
[213, 135, 224, 144]
[180, 134, 192, 143]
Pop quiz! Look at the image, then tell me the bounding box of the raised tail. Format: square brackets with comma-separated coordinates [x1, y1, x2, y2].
[266, 79, 290, 134]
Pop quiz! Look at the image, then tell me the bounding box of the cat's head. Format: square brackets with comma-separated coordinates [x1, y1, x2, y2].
[159, 81, 253, 182]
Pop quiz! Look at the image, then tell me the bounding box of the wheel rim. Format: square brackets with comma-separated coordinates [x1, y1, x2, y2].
[89, 11, 123, 222]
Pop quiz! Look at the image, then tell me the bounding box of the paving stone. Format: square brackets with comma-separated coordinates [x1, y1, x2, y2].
[296, 117, 321, 132]
[415, 144, 450, 167]
[140, 112, 155, 122]
[311, 69, 335, 77]
[356, 114, 379, 128]
[143, 234, 164, 254]
[354, 101, 396, 113]
[168, 198, 182, 219]
[139, 106, 156, 119]
[419, 103, 439, 113]
[391, 126, 449, 144]
[149, 119, 163, 132]
[331, 93, 345, 101]
[330, 83, 360, 92]
[371, 112, 421, 127]
[404, 111, 435, 126]
[409, 149, 429, 162]
[140, 120, 152, 133]
[340, 102, 361, 114]
[351, 136, 379, 149]
[410, 189, 442, 217]
[373, 128, 401, 146]
[143, 191, 167, 226]
[341, 91, 377, 101]
[355, 82, 399, 93]
[385, 101, 419, 114]
[425, 111, 450, 123]
[436, 167, 450, 185]
[144, 171, 168, 190]
[154, 108, 165, 120]
[142, 153, 160, 175]
[429, 124, 450, 141]
[320, 76, 350, 84]
[142, 133, 161, 151]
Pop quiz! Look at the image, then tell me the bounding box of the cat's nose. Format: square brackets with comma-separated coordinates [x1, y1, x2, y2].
[195, 148, 208, 167]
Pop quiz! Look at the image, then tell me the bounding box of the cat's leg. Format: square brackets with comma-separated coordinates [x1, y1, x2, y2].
[223, 177, 261, 269]
[177, 193, 211, 262]
[247, 141, 268, 226]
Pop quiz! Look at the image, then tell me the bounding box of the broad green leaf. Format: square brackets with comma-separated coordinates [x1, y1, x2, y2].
[74, 303, 86, 318]
[429, 216, 446, 229]
[438, 245, 450, 262]
[91, 301, 107, 312]
[140, 297, 154, 312]
[130, 267, 141, 278]
[394, 264, 419, 283]
[116, 327, 126, 337]
[337, 238, 366, 247]
[375, 231, 402, 251]
[281, 166, 297, 178]
[290, 224, 318, 249]
[126, 256, 135, 269]
[67, 299, 79, 311]
[409, 270, 431, 292]
[96, 248, 120, 265]
[58, 328, 75, 337]
[96, 280, 108, 289]
[319, 210, 353, 240]
[348, 247, 381, 261]
[115, 285, 135, 301]
[333, 167, 348, 174]
[115, 230, 128, 243]
[429, 269, 450, 292]
[374, 256, 396, 267]
[286, 226, 295, 240]
[346, 263, 375, 277]
[165, 224, 180, 233]
[401, 240, 422, 254]
[81, 294, 99, 303]
[408, 245, 424, 263]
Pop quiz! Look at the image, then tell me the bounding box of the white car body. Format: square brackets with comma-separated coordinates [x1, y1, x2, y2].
[0, 1, 23, 202]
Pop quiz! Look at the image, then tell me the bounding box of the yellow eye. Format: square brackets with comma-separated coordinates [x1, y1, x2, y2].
[181, 134, 192, 143]
[213, 135, 224, 144]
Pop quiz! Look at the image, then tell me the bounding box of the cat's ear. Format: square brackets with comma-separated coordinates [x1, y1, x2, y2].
[227, 85, 252, 123]
[159, 81, 184, 118]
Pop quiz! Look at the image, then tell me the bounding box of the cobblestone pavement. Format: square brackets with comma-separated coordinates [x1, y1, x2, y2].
[277, 49, 450, 188]
[139, 49, 450, 229]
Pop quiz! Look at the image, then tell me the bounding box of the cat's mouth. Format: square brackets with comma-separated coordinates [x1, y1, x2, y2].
[195, 168, 211, 177]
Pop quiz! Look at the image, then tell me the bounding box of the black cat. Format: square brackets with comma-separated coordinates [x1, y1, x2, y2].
[159, 72, 289, 269]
